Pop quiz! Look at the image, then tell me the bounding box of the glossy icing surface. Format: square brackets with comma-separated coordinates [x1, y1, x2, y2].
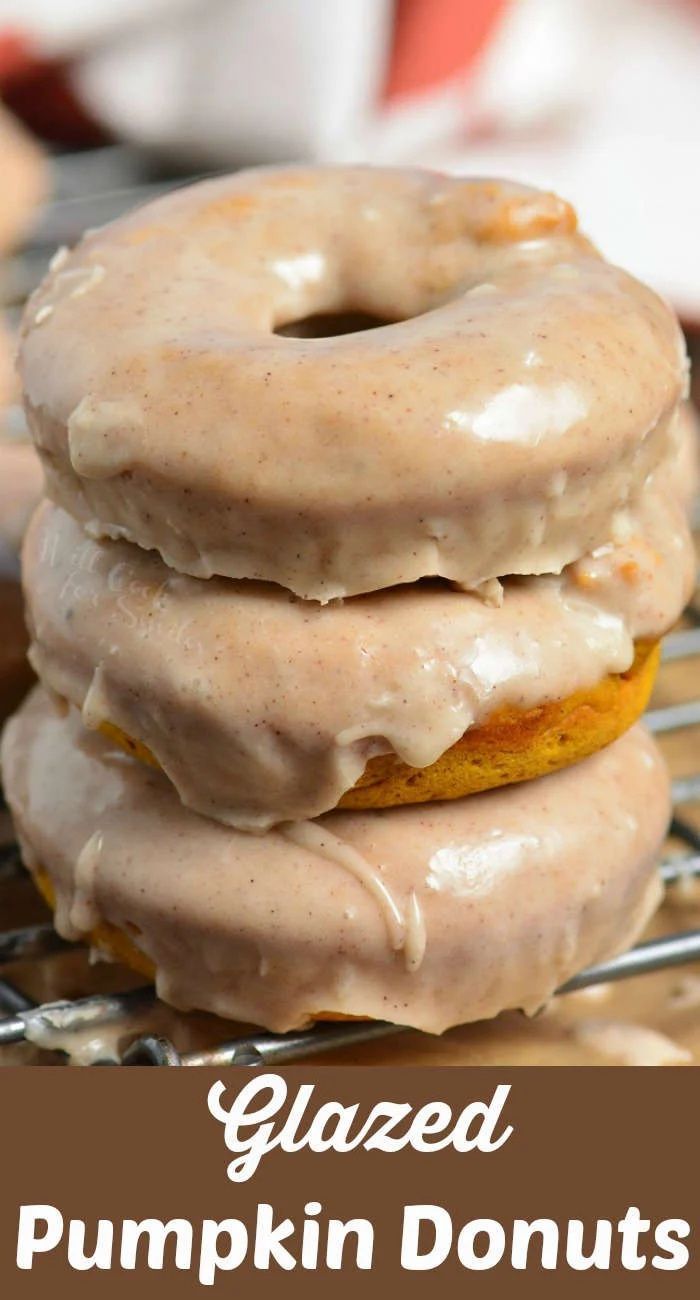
[20, 168, 686, 599]
[22, 439, 693, 828]
[1, 689, 668, 1033]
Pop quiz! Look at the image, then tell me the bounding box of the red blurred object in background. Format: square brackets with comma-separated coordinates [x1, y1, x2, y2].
[0, 25, 105, 146]
[0, 0, 508, 149]
[384, 0, 507, 101]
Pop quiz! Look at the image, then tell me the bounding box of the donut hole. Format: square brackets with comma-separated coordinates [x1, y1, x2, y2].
[275, 310, 397, 339]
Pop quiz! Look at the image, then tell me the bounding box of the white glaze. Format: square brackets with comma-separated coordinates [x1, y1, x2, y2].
[22, 458, 693, 828]
[20, 168, 686, 599]
[1, 690, 668, 1034]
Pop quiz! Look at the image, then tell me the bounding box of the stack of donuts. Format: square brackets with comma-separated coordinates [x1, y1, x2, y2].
[1, 168, 695, 1035]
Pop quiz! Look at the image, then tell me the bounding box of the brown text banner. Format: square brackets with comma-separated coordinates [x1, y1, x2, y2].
[0, 1067, 696, 1297]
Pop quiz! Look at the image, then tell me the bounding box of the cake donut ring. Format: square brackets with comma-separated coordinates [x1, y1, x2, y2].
[20, 168, 686, 600]
[1, 689, 668, 1034]
[22, 452, 693, 829]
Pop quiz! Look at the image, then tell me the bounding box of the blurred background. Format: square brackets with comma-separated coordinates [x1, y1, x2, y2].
[0, 0, 699, 599]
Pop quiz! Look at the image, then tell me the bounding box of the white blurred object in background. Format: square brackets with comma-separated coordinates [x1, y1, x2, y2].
[1, 0, 699, 313]
[437, 0, 700, 321]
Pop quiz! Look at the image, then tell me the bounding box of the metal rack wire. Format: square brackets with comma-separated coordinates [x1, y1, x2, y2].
[0, 148, 699, 1065]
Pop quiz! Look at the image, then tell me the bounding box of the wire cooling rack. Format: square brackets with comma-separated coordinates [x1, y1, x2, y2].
[0, 148, 699, 1065]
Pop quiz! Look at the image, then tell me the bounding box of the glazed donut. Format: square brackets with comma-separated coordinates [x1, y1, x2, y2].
[22, 438, 692, 828]
[20, 168, 686, 600]
[1, 689, 668, 1034]
[0, 107, 45, 255]
[669, 401, 700, 511]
